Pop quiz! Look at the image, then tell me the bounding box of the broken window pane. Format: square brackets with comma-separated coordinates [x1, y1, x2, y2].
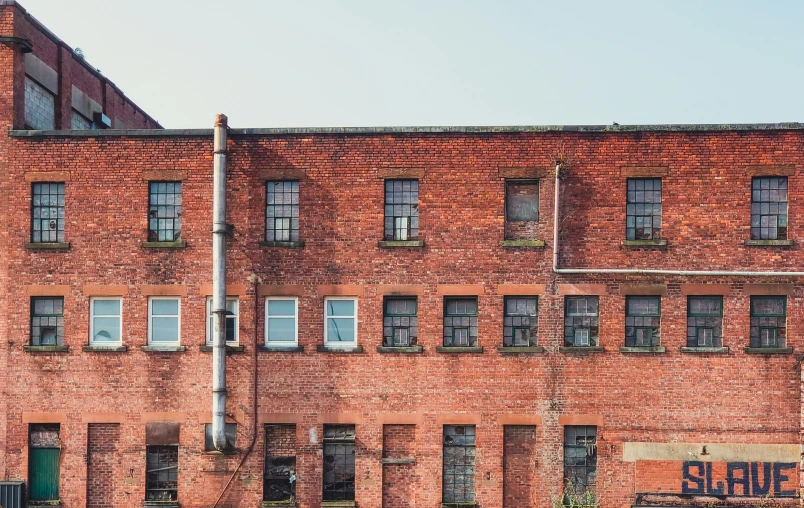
[564, 296, 599, 347]
[148, 181, 182, 242]
[30, 297, 64, 346]
[503, 296, 538, 347]
[750, 296, 786, 348]
[506, 180, 539, 222]
[626, 178, 662, 240]
[443, 425, 476, 503]
[686, 296, 722, 347]
[31, 182, 65, 243]
[443, 297, 478, 347]
[625, 296, 661, 347]
[264, 424, 297, 502]
[384, 179, 419, 240]
[563, 426, 597, 502]
[146, 446, 178, 501]
[265, 181, 300, 242]
[751, 177, 788, 240]
[323, 425, 355, 502]
[383, 297, 418, 347]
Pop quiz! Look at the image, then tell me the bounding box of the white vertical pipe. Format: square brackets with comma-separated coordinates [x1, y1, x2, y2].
[212, 113, 228, 451]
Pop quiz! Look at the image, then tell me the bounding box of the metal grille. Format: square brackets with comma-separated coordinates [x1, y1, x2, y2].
[443, 298, 478, 347]
[625, 296, 660, 347]
[323, 425, 355, 502]
[626, 178, 662, 240]
[503, 296, 538, 347]
[146, 446, 178, 501]
[148, 182, 182, 242]
[751, 176, 788, 240]
[31, 183, 65, 243]
[686, 296, 722, 347]
[266, 181, 299, 242]
[384, 179, 419, 240]
[564, 297, 599, 347]
[505, 180, 539, 222]
[443, 425, 476, 503]
[30, 297, 64, 346]
[750, 296, 786, 348]
[563, 426, 597, 500]
[383, 297, 418, 347]
[0, 481, 25, 508]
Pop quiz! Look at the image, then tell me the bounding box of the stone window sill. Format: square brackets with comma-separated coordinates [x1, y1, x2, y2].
[441, 503, 478, 508]
[436, 346, 484, 354]
[25, 242, 70, 250]
[143, 502, 178, 508]
[316, 345, 364, 353]
[744, 239, 794, 247]
[620, 346, 666, 354]
[82, 345, 128, 353]
[24, 345, 69, 353]
[262, 502, 296, 508]
[28, 501, 61, 507]
[200, 345, 246, 353]
[378, 240, 424, 248]
[141, 240, 187, 249]
[680, 346, 729, 354]
[500, 239, 545, 249]
[497, 346, 545, 354]
[141, 345, 187, 352]
[621, 239, 667, 248]
[377, 345, 424, 354]
[559, 346, 604, 353]
[744, 347, 793, 354]
[259, 345, 305, 353]
[259, 241, 305, 248]
[381, 457, 416, 465]
[321, 502, 355, 508]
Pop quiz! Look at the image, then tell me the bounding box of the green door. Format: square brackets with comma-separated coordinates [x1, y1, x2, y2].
[29, 447, 60, 501]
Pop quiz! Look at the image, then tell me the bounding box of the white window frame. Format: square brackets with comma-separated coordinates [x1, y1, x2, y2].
[323, 296, 358, 348]
[264, 297, 298, 347]
[147, 296, 181, 345]
[206, 297, 239, 345]
[89, 297, 123, 346]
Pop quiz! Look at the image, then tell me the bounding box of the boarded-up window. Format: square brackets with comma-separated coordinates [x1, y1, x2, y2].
[264, 424, 297, 502]
[323, 425, 355, 502]
[506, 180, 539, 222]
[29, 424, 60, 502]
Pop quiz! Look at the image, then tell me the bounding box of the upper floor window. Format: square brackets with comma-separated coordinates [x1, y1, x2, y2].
[626, 178, 662, 240]
[32, 183, 65, 244]
[751, 176, 788, 240]
[505, 180, 539, 222]
[31, 297, 64, 346]
[90, 297, 122, 346]
[686, 296, 722, 347]
[564, 296, 599, 347]
[148, 182, 182, 242]
[265, 297, 298, 346]
[383, 297, 418, 347]
[24, 76, 55, 130]
[443, 297, 478, 347]
[384, 180, 419, 241]
[206, 297, 239, 345]
[266, 181, 299, 242]
[625, 296, 660, 347]
[750, 296, 786, 348]
[324, 297, 357, 347]
[503, 296, 538, 347]
[148, 297, 180, 345]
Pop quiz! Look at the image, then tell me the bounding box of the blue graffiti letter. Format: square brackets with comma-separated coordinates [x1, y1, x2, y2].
[682, 461, 705, 494]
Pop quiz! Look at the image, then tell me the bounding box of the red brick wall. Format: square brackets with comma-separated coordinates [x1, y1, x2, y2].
[382, 425, 417, 508]
[87, 423, 120, 508]
[503, 425, 537, 508]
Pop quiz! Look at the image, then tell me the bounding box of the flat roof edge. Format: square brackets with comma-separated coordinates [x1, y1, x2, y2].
[9, 129, 213, 137]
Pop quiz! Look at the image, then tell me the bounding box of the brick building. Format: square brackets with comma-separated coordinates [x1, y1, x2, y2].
[1, 2, 804, 508]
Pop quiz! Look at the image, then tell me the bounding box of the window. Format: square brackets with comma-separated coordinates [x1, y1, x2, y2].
[625, 296, 660, 347]
[384, 179, 419, 241]
[323, 425, 355, 502]
[31, 182, 65, 243]
[266, 181, 299, 242]
[751, 176, 788, 240]
[443, 425, 476, 504]
[505, 180, 539, 222]
[148, 182, 182, 242]
[265, 298, 298, 346]
[564, 297, 599, 347]
[686, 296, 722, 347]
[750, 296, 786, 348]
[146, 446, 178, 502]
[563, 426, 597, 502]
[28, 424, 60, 503]
[89, 298, 122, 346]
[204, 423, 237, 451]
[148, 297, 180, 345]
[383, 297, 418, 347]
[264, 424, 297, 503]
[24, 76, 55, 130]
[71, 110, 91, 129]
[324, 297, 357, 347]
[443, 297, 478, 347]
[206, 297, 239, 344]
[626, 178, 662, 240]
[503, 296, 538, 347]
[31, 297, 64, 346]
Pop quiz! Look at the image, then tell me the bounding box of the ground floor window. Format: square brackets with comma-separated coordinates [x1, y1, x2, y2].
[264, 424, 297, 502]
[323, 425, 355, 502]
[146, 445, 178, 502]
[563, 426, 597, 504]
[443, 425, 476, 503]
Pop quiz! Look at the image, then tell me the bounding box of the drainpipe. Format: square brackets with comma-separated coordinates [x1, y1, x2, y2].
[552, 162, 804, 277]
[212, 114, 229, 451]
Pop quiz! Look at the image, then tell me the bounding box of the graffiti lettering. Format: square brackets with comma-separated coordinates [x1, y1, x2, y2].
[682, 461, 796, 497]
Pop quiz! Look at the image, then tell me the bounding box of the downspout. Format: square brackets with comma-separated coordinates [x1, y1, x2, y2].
[212, 114, 229, 451]
[552, 162, 804, 277]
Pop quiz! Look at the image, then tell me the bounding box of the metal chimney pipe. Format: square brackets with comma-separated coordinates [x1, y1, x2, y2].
[212, 113, 229, 451]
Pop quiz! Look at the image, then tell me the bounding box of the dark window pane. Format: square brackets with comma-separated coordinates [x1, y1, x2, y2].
[384, 179, 419, 240]
[625, 296, 661, 347]
[443, 425, 476, 503]
[146, 446, 178, 501]
[751, 177, 788, 240]
[444, 297, 478, 346]
[30, 297, 64, 346]
[264, 425, 297, 502]
[31, 183, 65, 243]
[626, 178, 662, 240]
[686, 296, 723, 347]
[503, 296, 538, 346]
[383, 297, 418, 347]
[323, 425, 355, 501]
[148, 182, 182, 242]
[750, 296, 786, 348]
[564, 296, 599, 347]
[266, 181, 300, 242]
[506, 180, 539, 222]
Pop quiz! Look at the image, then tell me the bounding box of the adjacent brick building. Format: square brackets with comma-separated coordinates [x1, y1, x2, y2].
[1, 2, 804, 508]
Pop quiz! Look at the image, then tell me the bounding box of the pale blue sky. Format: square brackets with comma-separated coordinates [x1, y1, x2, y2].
[21, 0, 804, 128]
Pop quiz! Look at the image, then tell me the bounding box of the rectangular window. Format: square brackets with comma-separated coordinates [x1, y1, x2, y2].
[505, 180, 539, 222]
[265, 297, 298, 346]
[206, 297, 239, 344]
[24, 76, 55, 130]
[71, 110, 91, 129]
[31, 297, 64, 346]
[324, 297, 357, 347]
[29, 424, 60, 502]
[503, 296, 538, 347]
[323, 425, 355, 502]
[751, 176, 788, 240]
[383, 297, 418, 347]
[148, 297, 180, 345]
[146, 445, 178, 502]
[626, 178, 662, 240]
[563, 426, 597, 502]
[625, 296, 660, 347]
[564, 296, 599, 347]
[443, 297, 478, 347]
[384, 179, 419, 241]
[204, 423, 237, 451]
[264, 424, 297, 503]
[89, 297, 122, 346]
[148, 182, 182, 242]
[443, 425, 476, 504]
[686, 296, 723, 347]
[266, 181, 300, 242]
[750, 296, 786, 348]
[31, 182, 65, 243]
